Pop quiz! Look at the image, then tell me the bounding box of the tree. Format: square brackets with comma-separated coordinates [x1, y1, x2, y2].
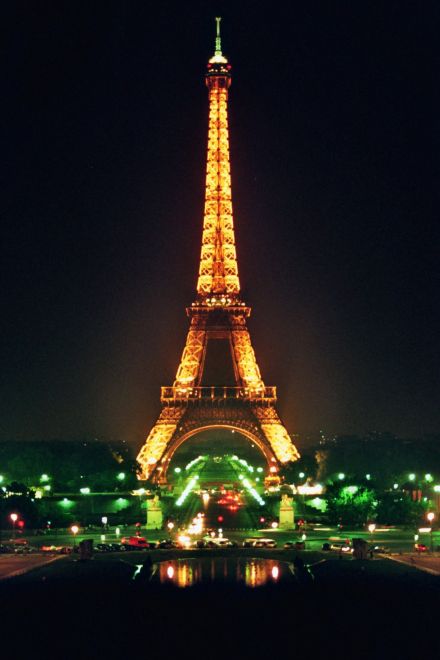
[376, 492, 426, 526]
[325, 483, 377, 527]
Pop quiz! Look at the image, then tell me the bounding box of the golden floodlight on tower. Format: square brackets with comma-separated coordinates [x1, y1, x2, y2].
[137, 19, 300, 482]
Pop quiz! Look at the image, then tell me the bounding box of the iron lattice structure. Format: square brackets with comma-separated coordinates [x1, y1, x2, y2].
[137, 19, 300, 481]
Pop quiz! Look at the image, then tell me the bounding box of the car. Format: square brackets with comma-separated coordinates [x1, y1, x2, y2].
[414, 543, 428, 553]
[329, 542, 353, 553]
[242, 538, 259, 547]
[284, 540, 305, 550]
[108, 543, 125, 552]
[0, 545, 13, 554]
[13, 545, 34, 554]
[95, 543, 112, 552]
[121, 536, 149, 550]
[369, 545, 389, 555]
[157, 540, 178, 549]
[253, 539, 277, 548]
[58, 546, 73, 554]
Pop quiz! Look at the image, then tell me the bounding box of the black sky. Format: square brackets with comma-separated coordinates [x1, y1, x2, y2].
[2, 1, 439, 449]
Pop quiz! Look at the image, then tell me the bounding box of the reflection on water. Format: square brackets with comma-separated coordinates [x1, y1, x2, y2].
[154, 558, 293, 587]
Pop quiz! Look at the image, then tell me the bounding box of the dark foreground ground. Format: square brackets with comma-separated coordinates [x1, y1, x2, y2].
[1, 551, 439, 659]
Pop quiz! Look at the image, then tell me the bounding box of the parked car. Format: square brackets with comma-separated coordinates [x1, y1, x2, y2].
[95, 543, 112, 553]
[253, 539, 277, 548]
[108, 543, 125, 552]
[414, 543, 428, 553]
[121, 536, 149, 550]
[157, 540, 178, 549]
[0, 545, 13, 554]
[369, 545, 389, 555]
[58, 546, 73, 554]
[242, 538, 259, 547]
[329, 542, 353, 553]
[284, 540, 305, 550]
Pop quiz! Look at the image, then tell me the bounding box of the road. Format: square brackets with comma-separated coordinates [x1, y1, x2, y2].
[0, 553, 63, 580]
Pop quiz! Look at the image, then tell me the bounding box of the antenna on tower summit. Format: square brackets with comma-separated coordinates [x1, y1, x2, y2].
[215, 17, 222, 55]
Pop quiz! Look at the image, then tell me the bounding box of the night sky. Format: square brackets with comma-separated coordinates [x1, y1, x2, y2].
[2, 2, 439, 449]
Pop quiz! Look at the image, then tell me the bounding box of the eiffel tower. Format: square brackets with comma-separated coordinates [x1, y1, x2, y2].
[137, 18, 300, 482]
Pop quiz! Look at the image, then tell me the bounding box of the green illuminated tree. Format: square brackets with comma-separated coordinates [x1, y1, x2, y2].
[325, 483, 377, 527]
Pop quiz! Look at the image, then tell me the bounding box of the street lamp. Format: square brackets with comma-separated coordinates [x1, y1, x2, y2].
[10, 513, 18, 540]
[368, 523, 376, 534]
[71, 524, 79, 550]
[427, 512, 435, 552]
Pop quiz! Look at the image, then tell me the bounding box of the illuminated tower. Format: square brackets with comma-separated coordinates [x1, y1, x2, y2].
[137, 18, 300, 481]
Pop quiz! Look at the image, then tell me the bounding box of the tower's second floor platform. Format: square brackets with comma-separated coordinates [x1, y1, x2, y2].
[160, 385, 277, 404]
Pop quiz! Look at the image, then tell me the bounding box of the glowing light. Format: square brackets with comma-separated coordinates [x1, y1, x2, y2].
[242, 478, 265, 505]
[167, 565, 175, 579]
[10, 513, 18, 523]
[43, 485, 51, 491]
[368, 523, 376, 533]
[40, 474, 49, 482]
[167, 521, 175, 530]
[185, 456, 205, 471]
[100, 534, 106, 542]
[338, 473, 345, 480]
[271, 522, 278, 529]
[115, 527, 120, 537]
[177, 535, 191, 548]
[297, 484, 324, 496]
[393, 483, 399, 490]
[176, 475, 199, 506]
[117, 472, 125, 481]
[101, 516, 108, 525]
[132, 488, 145, 496]
[271, 566, 279, 580]
[257, 467, 263, 473]
[299, 472, 305, 478]
[0, 476, 3, 483]
[366, 474, 371, 480]
[427, 512, 435, 523]
[71, 525, 79, 535]
[409, 473, 416, 481]
[174, 467, 181, 473]
[345, 486, 359, 495]
[434, 485, 440, 493]
[419, 527, 432, 533]
[202, 492, 210, 504]
[425, 474, 433, 482]
[80, 487, 90, 494]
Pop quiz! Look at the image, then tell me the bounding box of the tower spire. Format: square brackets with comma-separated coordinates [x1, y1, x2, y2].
[215, 16, 222, 56]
